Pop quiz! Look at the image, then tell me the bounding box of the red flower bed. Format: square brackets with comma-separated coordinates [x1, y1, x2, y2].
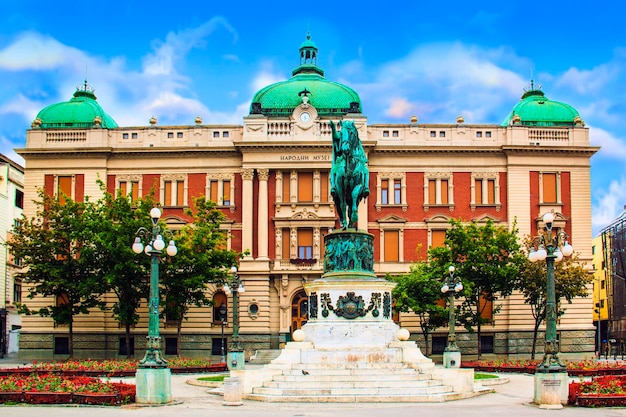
[462, 359, 626, 377]
[0, 374, 135, 405]
[569, 375, 626, 406]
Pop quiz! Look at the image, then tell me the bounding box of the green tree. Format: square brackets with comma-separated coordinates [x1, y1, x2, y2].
[518, 239, 592, 359]
[429, 219, 525, 358]
[161, 196, 242, 356]
[92, 183, 155, 358]
[8, 190, 107, 357]
[391, 263, 448, 355]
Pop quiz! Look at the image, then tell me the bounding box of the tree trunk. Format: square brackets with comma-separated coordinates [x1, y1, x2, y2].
[422, 328, 430, 356]
[124, 322, 132, 359]
[177, 318, 183, 357]
[531, 317, 542, 360]
[68, 318, 74, 358]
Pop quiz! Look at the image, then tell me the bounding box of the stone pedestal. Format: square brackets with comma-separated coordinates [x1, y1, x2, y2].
[223, 377, 243, 406]
[443, 350, 461, 368]
[533, 372, 568, 408]
[227, 351, 245, 370]
[135, 367, 172, 404]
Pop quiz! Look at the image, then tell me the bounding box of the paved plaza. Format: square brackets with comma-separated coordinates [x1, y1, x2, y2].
[2, 356, 626, 417]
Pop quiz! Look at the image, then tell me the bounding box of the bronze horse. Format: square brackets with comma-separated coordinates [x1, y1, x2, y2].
[330, 120, 370, 229]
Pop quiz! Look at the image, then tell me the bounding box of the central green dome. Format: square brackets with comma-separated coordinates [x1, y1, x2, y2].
[33, 81, 118, 129]
[501, 82, 582, 127]
[249, 34, 362, 117]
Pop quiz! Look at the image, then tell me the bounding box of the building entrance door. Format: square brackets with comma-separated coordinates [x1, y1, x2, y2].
[291, 290, 308, 333]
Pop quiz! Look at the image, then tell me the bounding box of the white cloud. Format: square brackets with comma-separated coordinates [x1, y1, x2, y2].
[385, 98, 415, 119]
[0, 32, 86, 71]
[588, 126, 626, 160]
[593, 178, 626, 235]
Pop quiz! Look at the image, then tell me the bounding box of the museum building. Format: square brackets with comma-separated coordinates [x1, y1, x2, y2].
[16, 35, 598, 360]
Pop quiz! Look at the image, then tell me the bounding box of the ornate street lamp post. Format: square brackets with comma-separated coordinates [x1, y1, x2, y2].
[131, 207, 177, 404]
[441, 265, 463, 368]
[219, 303, 227, 363]
[224, 266, 245, 369]
[528, 211, 573, 407]
[528, 212, 573, 372]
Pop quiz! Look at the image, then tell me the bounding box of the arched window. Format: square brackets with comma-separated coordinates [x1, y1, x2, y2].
[213, 291, 227, 324]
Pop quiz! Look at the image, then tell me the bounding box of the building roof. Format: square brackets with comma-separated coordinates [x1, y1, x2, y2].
[249, 34, 362, 117]
[33, 81, 118, 129]
[501, 82, 583, 127]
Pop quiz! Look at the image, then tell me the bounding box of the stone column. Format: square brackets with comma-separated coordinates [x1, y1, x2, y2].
[257, 169, 269, 260]
[241, 168, 255, 259]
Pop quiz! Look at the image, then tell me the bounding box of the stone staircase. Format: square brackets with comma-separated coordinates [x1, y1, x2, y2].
[248, 349, 282, 365]
[245, 352, 472, 403]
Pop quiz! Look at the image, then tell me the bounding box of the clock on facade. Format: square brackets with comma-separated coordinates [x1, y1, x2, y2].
[300, 112, 311, 122]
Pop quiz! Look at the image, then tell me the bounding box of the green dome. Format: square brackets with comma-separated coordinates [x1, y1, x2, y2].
[33, 81, 118, 129]
[250, 34, 362, 117]
[501, 83, 582, 127]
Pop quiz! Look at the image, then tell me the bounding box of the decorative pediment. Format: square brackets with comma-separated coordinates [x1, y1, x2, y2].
[291, 208, 320, 220]
[376, 214, 407, 224]
[163, 215, 188, 226]
[472, 214, 501, 223]
[424, 214, 451, 224]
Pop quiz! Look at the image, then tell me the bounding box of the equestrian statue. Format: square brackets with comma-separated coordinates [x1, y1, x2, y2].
[329, 120, 370, 229]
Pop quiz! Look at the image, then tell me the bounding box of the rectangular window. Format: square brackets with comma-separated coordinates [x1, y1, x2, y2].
[209, 180, 218, 203]
[384, 230, 399, 262]
[439, 131, 445, 138]
[383, 130, 389, 137]
[432, 336, 447, 354]
[223, 180, 231, 206]
[298, 229, 313, 259]
[130, 182, 139, 201]
[602, 280, 605, 289]
[475, 179, 482, 204]
[165, 337, 178, 355]
[431, 230, 446, 248]
[131, 132, 138, 139]
[485, 131, 492, 138]
[298, 172, 313, 202]
[118, 337, 134, 356]
[283, 172, 291, 203]
[167, 132, 174, 138]
[15, 190, 24, 209]
[320, 171, 329, 202]
[480, 335, 494, 354]
[543, 173, 557, 203]
[176, 180, 185, 206]
[212, 338, 227, 355]
[381, 179, 389, 204]
[164, 181, 172, 205]
[392, 130, 399, 137]
[177, 132, 183, 138]
[479, 293, 493, 322]
[282, 229, 290, 259]
[428, 179, 437, 204]
[487, 179, 495, 204]
[54, 337, 70, 355]
[430, 131, 436, 137]
[58, 176, 72, 205]
[122, 133, 129, 139]
[476, 131, 482, 138]
[222, 131, 229, 138]
[393, 180, 401, 204]
[440, 179, 449, 204]
[13, 279, 21, 303]
[213, 131, 220, 138]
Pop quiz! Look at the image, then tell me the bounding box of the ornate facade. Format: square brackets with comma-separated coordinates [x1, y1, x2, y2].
[16, 35, 598, 360]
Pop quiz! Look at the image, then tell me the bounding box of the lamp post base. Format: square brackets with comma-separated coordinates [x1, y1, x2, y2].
[135, 367, 172, 404]
[227, 350, 245, 370]
[533, 371, 568, 408]
[443, 350, 461, 368]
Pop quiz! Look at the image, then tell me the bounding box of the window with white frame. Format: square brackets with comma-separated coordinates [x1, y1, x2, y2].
[207, 173, 235, 208]
[117, 174, 142, 202]
[276, 170, 330, 208]
[377, 215, 406, 262]
[423, 172, 454, 211]
[539, 172, 561, 205]
[376, 173, 407, 211]
[160, 174, 187, 207]
[471, 172, 501, 211]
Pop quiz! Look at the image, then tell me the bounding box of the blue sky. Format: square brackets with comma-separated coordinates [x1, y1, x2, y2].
[0, 1, 624, 236]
